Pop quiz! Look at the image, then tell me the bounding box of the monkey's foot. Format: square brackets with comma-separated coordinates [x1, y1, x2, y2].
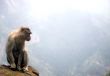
[10, 63, 16, 69]
[22, 67, 28, 72]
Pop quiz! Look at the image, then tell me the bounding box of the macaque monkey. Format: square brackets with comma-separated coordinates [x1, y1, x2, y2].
[6, 27, 32, 72]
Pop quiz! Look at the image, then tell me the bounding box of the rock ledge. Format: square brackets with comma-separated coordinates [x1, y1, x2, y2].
[0, 65, 39, 76]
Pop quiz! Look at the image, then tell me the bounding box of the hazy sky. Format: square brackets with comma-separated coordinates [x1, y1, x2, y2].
[0, 0, 110, 76]
[1, 0, 109, 20]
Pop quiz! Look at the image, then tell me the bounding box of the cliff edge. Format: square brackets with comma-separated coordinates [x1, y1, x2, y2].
[0, 65, 39, 76]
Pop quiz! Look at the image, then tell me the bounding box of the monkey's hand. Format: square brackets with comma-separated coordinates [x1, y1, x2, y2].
[17, 65, 22, 71]
[10, 63, 16, 68]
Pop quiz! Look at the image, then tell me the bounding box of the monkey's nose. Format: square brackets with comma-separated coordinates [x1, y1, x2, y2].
[28, 32, 32, 34]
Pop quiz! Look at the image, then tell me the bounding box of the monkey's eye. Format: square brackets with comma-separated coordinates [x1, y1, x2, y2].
[25, 30, 32, 35]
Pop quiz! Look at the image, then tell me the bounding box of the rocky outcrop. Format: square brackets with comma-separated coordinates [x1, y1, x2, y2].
[0, 65, 39, 76]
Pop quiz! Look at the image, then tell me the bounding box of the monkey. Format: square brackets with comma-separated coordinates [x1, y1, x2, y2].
[6, 27, 32, 72]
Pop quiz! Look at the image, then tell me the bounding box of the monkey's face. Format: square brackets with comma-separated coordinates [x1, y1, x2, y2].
[21, 27, 32, 41]
[25, 31, 31, 41]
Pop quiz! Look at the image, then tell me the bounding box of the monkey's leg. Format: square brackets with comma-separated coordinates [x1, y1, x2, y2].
[7, 52, 16, 68]
[22, 51, 28, 72]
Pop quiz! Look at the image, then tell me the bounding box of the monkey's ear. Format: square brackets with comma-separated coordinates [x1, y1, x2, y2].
[20, 27, 25, 31]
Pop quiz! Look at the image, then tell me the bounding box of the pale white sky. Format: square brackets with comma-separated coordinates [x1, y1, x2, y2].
[28, 0, 109, 18]
[5, 0, 109, 19]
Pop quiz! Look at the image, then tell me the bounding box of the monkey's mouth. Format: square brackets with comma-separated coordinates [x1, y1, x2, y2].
[26, 35, 31, 41]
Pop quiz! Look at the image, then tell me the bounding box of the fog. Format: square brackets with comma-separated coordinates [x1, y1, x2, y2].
[0, 0, 110, 76]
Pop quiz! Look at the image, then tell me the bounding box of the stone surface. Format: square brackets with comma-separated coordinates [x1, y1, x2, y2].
[0, 65, 39, 76]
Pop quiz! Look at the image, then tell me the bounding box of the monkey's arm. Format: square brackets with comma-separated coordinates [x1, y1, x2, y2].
[17, 51, 23, 71]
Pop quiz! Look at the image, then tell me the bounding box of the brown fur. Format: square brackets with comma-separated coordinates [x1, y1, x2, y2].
[6, 27, 32, 71]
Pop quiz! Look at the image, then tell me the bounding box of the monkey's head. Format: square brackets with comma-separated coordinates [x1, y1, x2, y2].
[20, 27, 32, 41]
